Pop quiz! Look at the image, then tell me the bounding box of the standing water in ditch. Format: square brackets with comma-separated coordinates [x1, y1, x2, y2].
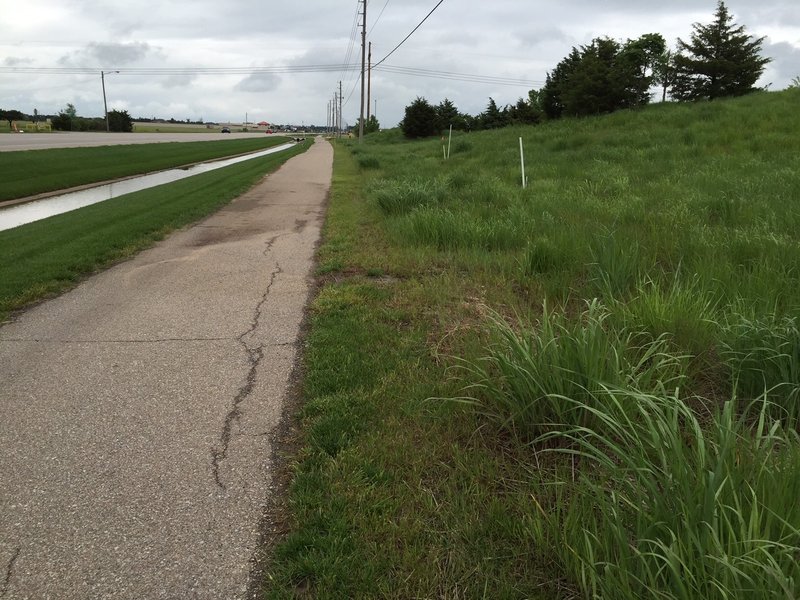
[0, 142, 296, 232]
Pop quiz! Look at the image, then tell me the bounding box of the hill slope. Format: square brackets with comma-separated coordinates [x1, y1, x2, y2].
[264, 91, 800, 599]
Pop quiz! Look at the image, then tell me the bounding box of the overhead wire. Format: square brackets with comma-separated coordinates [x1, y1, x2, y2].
[367, 0, 391, 37]
[373, 0, 445, 68]
[0, 63, 539, 87]
[375, 64, 542, 87]
[338, 0, 362, 97]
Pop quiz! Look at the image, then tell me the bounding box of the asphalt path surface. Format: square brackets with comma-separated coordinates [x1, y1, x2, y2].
[0, 138, 333, 598]
[0, 131, 278, 152]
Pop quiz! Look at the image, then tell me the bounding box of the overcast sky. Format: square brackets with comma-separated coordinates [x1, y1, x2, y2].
[2, 1, 798, 127]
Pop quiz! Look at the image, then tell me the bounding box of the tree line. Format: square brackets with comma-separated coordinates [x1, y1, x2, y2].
[401, 1, 772, 138]
[0, 104, 134, 132]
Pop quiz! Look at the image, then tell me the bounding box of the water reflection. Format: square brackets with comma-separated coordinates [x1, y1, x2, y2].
[0, 142, 295, 232]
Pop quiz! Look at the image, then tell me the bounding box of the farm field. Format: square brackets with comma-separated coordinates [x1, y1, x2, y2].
[263, 90, 800, 598]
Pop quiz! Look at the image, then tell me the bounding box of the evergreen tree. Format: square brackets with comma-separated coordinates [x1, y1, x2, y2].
[507, 95, 542, 125]
[480, 97, 507, 129]
[672, 1, 770, 101]
[542, 48, 581, 119]
[400, 97, 439, 138]
[107, 109, 133, 132]
[542, 34, 664, 118]
[435, 98, 460, 130]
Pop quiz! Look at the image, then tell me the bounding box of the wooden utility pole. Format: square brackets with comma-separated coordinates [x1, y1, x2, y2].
[367, 42, 372, 122]
[358, 0, 367, 142]
[338, 80, 343, 138]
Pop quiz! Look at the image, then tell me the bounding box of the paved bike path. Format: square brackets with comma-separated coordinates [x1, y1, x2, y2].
[0, 138, 332, 599]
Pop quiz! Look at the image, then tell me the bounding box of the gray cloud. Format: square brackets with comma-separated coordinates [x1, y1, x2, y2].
[162, 73, 199, 89]
[3, 56, 34, 66]
[235, 72, 281, 93]
[762, 41, 800, 85]
[58, 41, 160, 67]
[2, 1, 798, 125]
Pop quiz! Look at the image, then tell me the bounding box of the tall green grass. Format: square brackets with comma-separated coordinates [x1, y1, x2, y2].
[460, 309, 800, 598]
[537, 392, 800, 600]
[266, 91, 800, 598]
[455, 301, 686, 439]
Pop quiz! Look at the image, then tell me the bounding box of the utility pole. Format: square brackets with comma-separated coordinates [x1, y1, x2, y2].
[358, 0, 366, 142]
[101, 70, 119, 132]
[338, 80, 343, 138]
[367, 41, 372, 122]
[101, 71, 109, 132]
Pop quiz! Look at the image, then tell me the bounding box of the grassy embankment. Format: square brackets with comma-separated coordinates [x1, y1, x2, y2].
[0, 140, 311, 320]
[1, 137, 288, 202]
[264, 90, 800, 599]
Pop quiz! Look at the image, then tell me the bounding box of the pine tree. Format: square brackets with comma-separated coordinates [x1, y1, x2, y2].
[672, 1, 770, 101]
[435, 98, 460, 130]
[400, 97, 439, 138]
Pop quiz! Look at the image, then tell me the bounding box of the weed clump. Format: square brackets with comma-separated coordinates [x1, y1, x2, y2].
[370, 177, 446, 215]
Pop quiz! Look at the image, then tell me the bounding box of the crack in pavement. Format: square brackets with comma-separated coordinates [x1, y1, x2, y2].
[1, 548, 20, 599]
[211, 343, 264, 490]
[211, 233, 285, 491]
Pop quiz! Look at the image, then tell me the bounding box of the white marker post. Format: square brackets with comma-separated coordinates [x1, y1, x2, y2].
[447, 124, 453, 159]
[519, 137, 527, 189]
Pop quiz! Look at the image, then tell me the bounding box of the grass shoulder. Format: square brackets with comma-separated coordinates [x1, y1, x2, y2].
[1, 137, 289, 202]
[263, 142, 558, 598]
[0, 141, 310, 321]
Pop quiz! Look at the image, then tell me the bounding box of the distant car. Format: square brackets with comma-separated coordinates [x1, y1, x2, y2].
[221, 127, 230, 133]
[265, 129, 273, 134]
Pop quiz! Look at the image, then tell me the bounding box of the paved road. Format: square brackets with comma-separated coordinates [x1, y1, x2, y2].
[0, 132, 278, 152]
[0, 138, 332, 598]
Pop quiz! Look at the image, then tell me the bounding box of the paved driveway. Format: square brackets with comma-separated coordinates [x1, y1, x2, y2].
[0, 138, 332, 598]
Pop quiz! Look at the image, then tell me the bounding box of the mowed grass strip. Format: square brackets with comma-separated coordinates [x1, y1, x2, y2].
[264, 91, 800, 598]
[0, 141, 310, 320]
[0, 137, 289, 202]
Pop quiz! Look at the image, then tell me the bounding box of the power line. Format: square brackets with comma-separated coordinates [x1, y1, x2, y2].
[367, 0, 391, 36]
[0, 63, 540, 87]
[339, 1, 362, 91]
[341, 2, 361, 69]
[376, 64, 543, 87]
[373, 0, 446, 68]
[0, 65, 359, 75]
